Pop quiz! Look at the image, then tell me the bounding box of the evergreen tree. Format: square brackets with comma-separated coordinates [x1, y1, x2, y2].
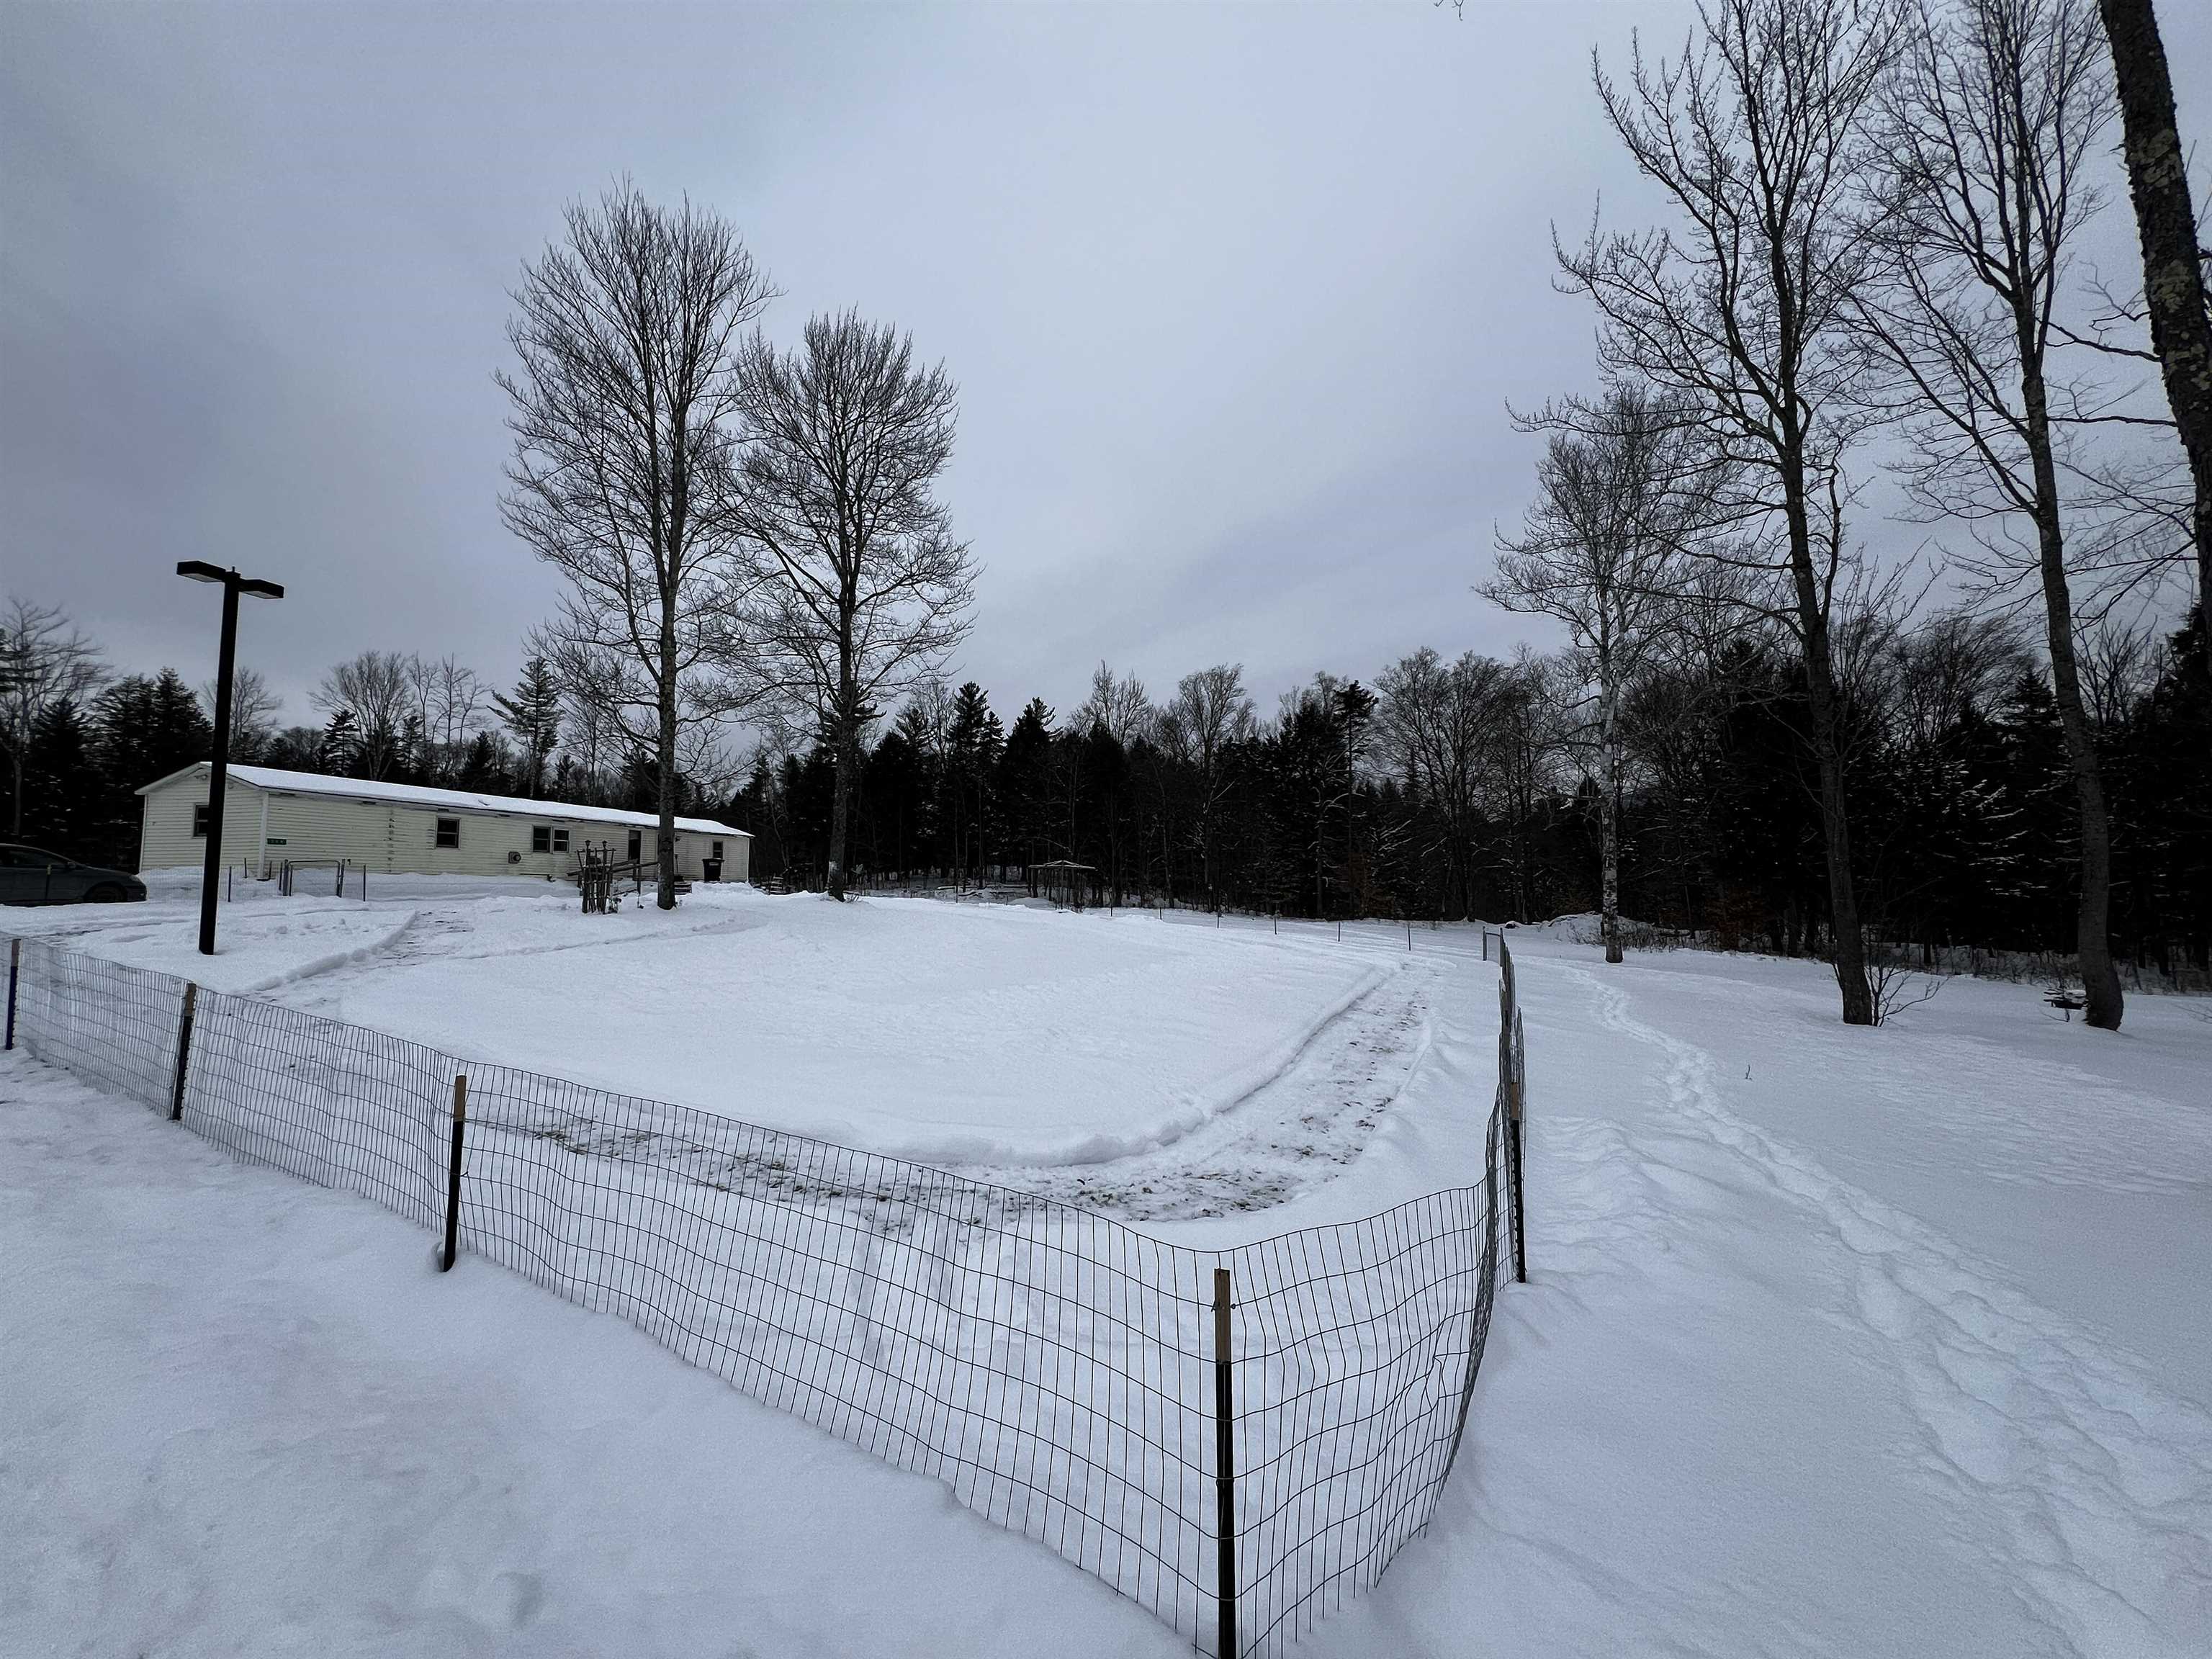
[996, 699, 1056, 876]
[88, 670, 212, 866]
[457, 730, 515, 793]
[21, 698, 104, 854]
[494, 657, 563, 798]
[945, 682, 1004, 878]
[95, 670, 214, 793]
[318, 709, 360, 775]
[261, 726, 325, 773]
[392, 714, 429, 787]
[863, 724, 929, 880]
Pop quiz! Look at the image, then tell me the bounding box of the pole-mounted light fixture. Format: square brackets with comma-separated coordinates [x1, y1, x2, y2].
[177, 562, 285, 956]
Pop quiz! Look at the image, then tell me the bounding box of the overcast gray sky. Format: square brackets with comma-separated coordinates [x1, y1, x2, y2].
[4, 1, 2206, 734]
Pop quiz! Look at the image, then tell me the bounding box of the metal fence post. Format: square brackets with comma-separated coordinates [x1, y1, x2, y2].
[169, 982, 198, 1122]
[1503, 954, 1527, 1285]
[1213, 1264, 1238, 1658]
[441, 1074, 467, 1272]
[4, 938, 19, 1051]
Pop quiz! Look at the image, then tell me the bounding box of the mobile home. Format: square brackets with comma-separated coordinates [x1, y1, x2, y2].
[135, 763, 749, 885]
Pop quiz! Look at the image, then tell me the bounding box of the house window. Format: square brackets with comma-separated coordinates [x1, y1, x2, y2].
[531, 826, 551, 853]
[712, 840, 724, 859]
[192, 804, 210, 837]
[435, 817, 460, 849]
[627, 830, 642, 863]
[552, 827, 569, 853]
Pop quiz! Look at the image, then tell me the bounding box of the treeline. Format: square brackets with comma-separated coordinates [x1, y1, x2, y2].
[4, 597, 2206, 977]
[732, 621, 2212, 977]
[0, 613, 687, 870]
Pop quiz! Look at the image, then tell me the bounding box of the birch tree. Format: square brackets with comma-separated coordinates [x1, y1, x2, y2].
[1858, 0, 2127, 1025]
[500, 182, 773, 909]
[734, 310, 976, 902]
[1562, 0, 1902, 1021]
[1483, 387, 1703, 961]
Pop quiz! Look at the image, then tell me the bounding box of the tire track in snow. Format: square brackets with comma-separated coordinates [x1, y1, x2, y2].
[1558, 962, 2212, 1658]
[966, 958, 1439, 1220]
[269, 904, 768, 1016]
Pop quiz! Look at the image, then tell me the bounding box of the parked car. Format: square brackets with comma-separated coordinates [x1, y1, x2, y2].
[0, 845, 148, 906]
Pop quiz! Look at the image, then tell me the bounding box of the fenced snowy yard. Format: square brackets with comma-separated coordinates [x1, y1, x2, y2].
[11, 885, 2205, 1659]
[0, 892, 1523, 1657]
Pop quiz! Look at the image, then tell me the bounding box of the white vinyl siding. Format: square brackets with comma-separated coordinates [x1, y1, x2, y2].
[138, 775, 264, 873]
[134, 765, 750, 885]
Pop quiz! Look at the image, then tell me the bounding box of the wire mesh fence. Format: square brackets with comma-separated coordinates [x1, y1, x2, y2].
[1, 927, 1525, 1656]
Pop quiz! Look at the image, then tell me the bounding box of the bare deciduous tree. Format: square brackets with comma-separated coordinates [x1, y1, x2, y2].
[1483, 386, 1706, 962]
[1156, 664, 1257, 907]
[555, 675, 622, 806]
[405, 655, 490, 783]
[1078, 662, 1154, 747]
[1563, 0, 1902, 1022]
[500, 181, 774, 908]
[1859, 0, 2126, 1025]
[197, 667, 282, 762]
[312, 650, 413, 781]
[1, 598, 104, 837]
[1892, 609, 2033, 748]
[1376, 649, 1515, 922]
[2076, 610, 2157, 731]
[734, 310, 977, 902]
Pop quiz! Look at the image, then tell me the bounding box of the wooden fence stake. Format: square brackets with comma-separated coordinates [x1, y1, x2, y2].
[1213, 1265, 1238, 1658]
[169, 982, 197, 1122]
[4, 938, 19, 1051]
[441, 1074, 467, 1272]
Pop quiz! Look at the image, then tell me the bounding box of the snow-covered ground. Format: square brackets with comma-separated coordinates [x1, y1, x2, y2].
[13, 876, 1407, 1171]
[1339, 922, 2212, 1659]
[4, 888, 2207, 1655]
[0, 1057, 1182, 1659]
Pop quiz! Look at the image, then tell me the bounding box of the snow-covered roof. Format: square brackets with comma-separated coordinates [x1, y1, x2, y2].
[137, 762, 749, 838]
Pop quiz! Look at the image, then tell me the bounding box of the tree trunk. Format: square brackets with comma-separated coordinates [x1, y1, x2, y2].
[1781, 446, 1874, 1025]
[826, 727, 853, 902]
[2021, 364, 2125, 1029]
[2098, 0, 2212, 654]
[656, 614, 678, 912]
[1599, 668, 1623, 964]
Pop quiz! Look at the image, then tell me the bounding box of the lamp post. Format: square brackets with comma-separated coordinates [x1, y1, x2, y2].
[178, 562, 284, 956]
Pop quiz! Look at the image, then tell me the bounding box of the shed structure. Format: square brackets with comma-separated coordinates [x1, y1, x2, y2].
[1029, 859, 1102, 911]
[134, 763, 750, 886]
